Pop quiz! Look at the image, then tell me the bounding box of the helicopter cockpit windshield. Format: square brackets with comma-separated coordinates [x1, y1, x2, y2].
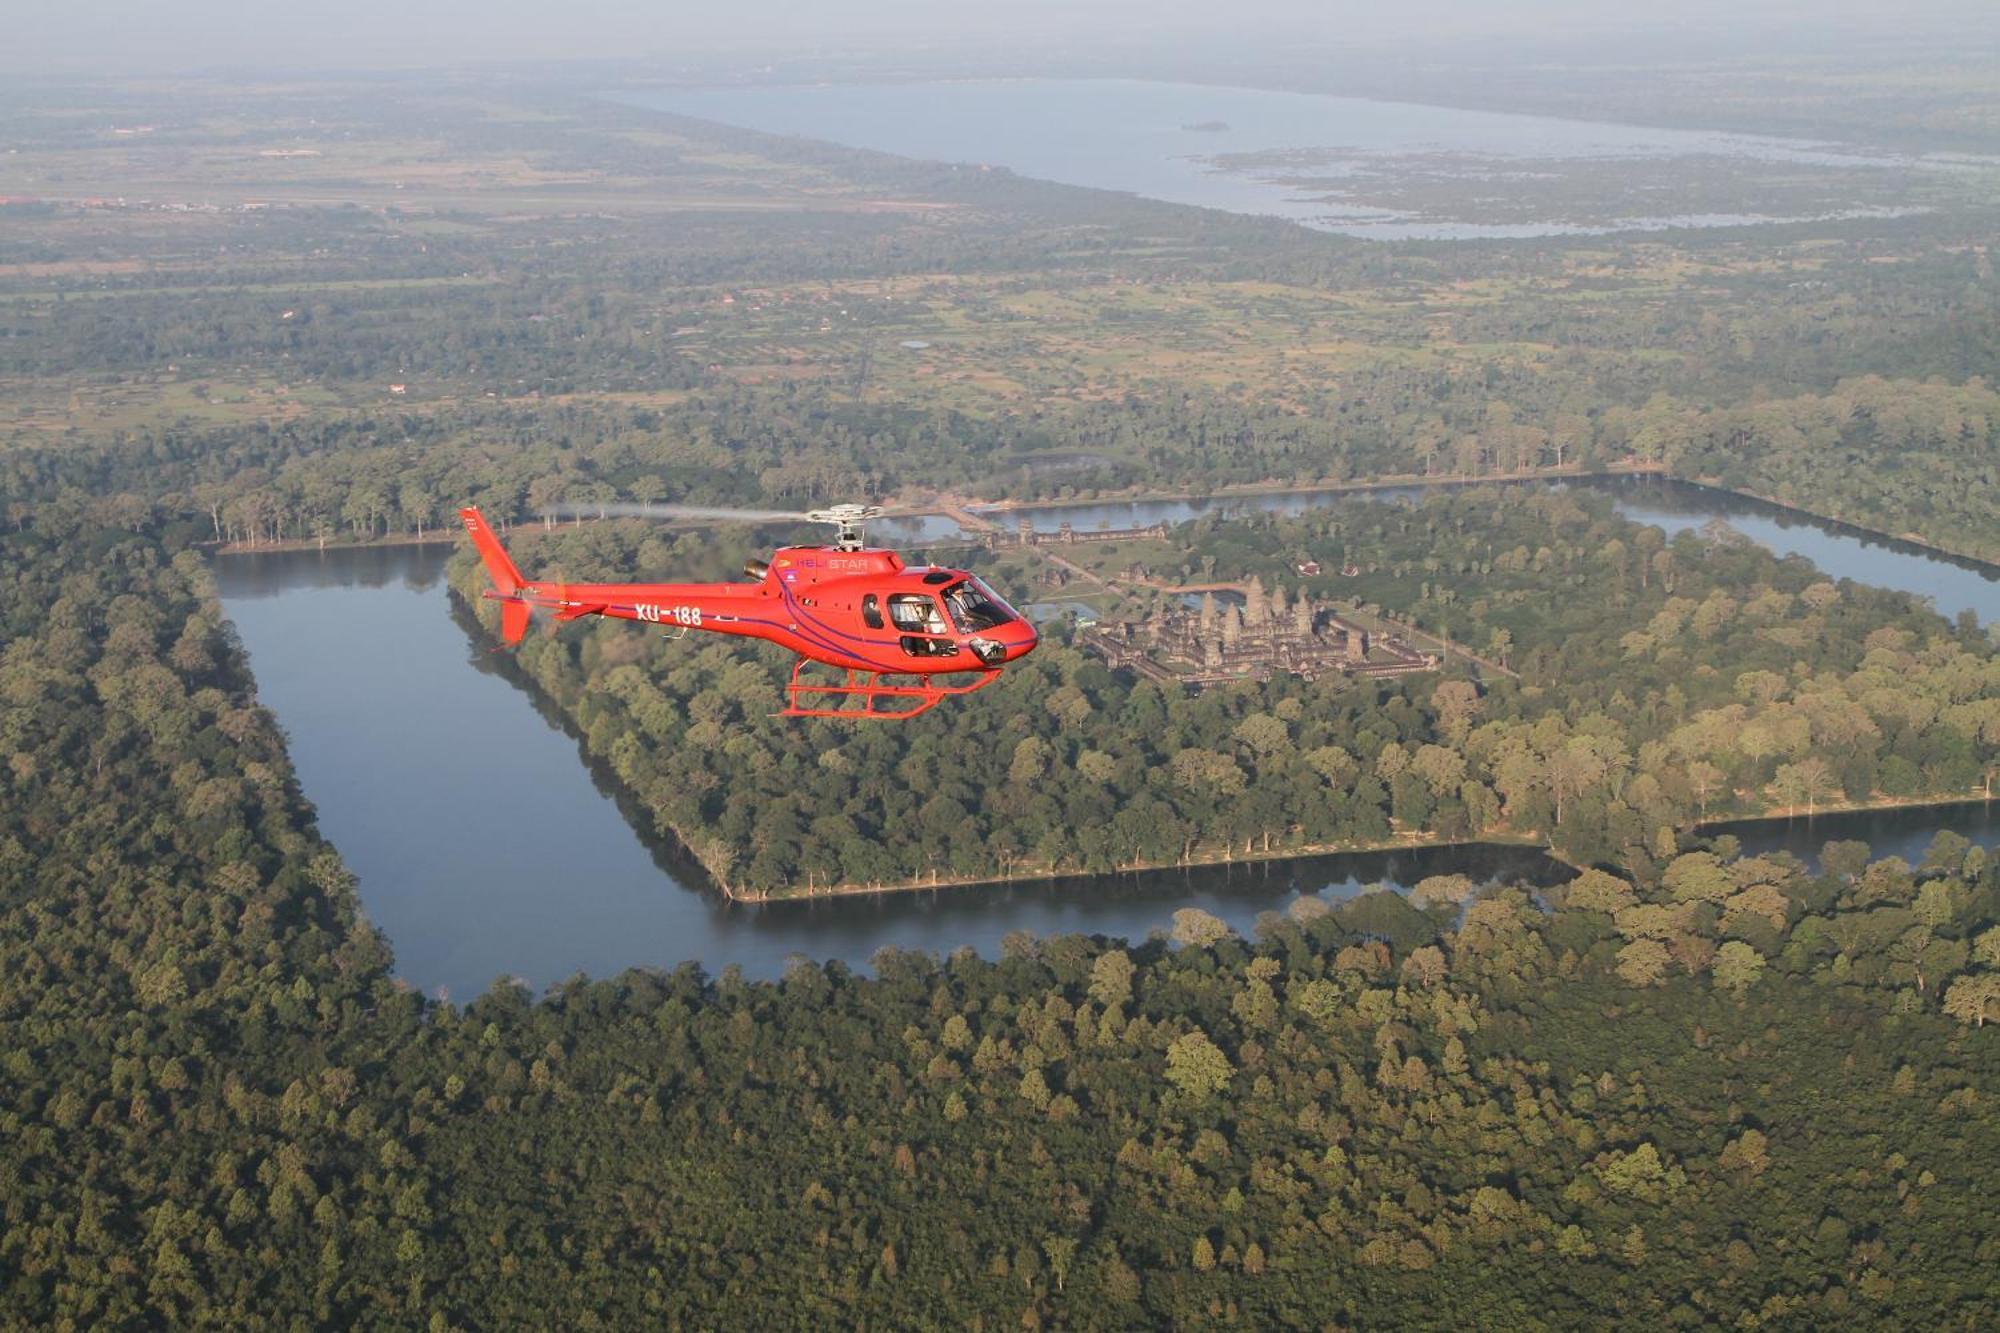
[943, 577, 1018, 633]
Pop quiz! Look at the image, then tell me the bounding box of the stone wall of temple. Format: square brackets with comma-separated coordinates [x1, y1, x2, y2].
[1082, 575, 1437, 688]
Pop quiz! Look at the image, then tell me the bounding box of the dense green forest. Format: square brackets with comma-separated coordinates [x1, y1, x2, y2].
[446, 489, 1999, 895]
[7, 500, 2000, 1325]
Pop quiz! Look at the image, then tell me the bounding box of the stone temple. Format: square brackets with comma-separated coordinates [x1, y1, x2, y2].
[1083, 575, 1438, 688]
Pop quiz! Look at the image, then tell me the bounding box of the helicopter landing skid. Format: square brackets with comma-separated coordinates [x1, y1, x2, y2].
[779, 658, 999, 720]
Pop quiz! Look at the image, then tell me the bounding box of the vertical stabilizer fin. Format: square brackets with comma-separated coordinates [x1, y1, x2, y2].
[458, 507, 524, 595]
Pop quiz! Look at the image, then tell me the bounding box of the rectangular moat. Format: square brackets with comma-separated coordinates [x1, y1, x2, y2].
[213, 479, 1999, 1000]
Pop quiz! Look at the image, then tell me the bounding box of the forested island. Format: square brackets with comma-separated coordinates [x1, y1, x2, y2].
[3, 44, 2000, 1327]
[448, 488, 1997, 897]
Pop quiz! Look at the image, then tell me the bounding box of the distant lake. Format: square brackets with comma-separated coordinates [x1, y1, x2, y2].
[622, 79, 1940, 239]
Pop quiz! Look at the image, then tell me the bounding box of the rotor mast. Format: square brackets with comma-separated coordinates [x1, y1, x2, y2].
[805, 504, 881, 552]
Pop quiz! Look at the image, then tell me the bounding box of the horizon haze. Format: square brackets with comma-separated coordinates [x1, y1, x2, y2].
[8, 0, 2000, 76]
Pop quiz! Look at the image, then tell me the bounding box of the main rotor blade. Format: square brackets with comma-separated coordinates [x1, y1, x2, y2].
[541, 502, 813, 524]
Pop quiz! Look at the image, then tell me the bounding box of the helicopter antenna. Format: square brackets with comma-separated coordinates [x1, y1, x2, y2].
[540, 501, 884, 550]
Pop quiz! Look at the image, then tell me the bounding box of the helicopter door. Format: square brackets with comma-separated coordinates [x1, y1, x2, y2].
[887, 594, 955, 657]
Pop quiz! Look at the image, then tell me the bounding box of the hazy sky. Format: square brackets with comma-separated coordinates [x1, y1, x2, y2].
[8, 0, 1997, 76]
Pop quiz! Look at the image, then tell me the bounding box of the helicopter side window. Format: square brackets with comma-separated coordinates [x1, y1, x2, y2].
[888, 594, 948, 636]
[861, 594, 884, 630]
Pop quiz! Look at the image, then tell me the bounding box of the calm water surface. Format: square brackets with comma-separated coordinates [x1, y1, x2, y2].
[623, 79, 1948, 239]
[217, 479, 1996, 998]
[1713, 802, 1997, 869]
[217, 547, 1562, 997]
[978, 475, 1998, 626]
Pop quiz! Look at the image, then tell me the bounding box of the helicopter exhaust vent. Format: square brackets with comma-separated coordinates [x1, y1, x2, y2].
[744, 557, 770, 581]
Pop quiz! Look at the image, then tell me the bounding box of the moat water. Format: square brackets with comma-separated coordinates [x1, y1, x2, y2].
[216, 481, 1997, 999]
[877, 475, 1996, 626]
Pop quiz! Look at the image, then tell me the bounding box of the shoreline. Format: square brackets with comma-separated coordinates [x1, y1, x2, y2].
[732, 788, 1984, 904]
[202, 465, 2000, 580]
[1696, 791, 1996, 832]
[722, 830, 1554, 903]
[207, 526, 484, 556]
[963, 460, 1670, 515]
[733, 790, 1992, 902]
[1675, 475, 2000, 572]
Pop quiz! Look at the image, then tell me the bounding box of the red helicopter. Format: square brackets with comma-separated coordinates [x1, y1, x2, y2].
[458, 502, 1038, 719]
